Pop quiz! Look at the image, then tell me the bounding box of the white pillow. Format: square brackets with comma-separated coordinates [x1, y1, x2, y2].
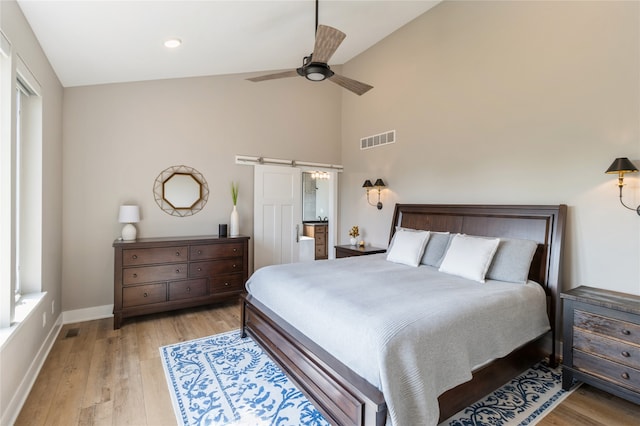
[386, 230, 430, 267]
[387, 226, 420, 251]
[439, 234, 500, 282]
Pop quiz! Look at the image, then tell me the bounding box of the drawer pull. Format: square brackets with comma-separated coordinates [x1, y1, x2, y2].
[622, 351, 631, 358]
[197, 250, 202, 255]
[197, 267, 202, 272]
[224, 282, 229, 286]
[143, 292, 148, 297]
[133, 273, 138, 278]
[132, 255, 138, 260]
[621, 372, 630, 380]
[232, 264, 237, 269]
[186, 287, 191, 292]
[233, 248, 237, 252]
[622, 329, 631, 336]
[176, 251, 181, 256]
[176, 269, 180, 273]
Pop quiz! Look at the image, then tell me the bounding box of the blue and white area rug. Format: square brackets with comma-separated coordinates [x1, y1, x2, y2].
[160, 329, 329, 426]
[160, 330, 576, 426]
[439, 361, 577, 426]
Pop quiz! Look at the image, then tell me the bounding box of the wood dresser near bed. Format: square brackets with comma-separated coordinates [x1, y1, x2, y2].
[113, 235, 249, 329]
[242, 204, 567, 425]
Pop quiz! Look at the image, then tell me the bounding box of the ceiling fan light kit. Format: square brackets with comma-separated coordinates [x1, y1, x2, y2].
[247, 0, 373, 95]
[298, 61, 334, 81]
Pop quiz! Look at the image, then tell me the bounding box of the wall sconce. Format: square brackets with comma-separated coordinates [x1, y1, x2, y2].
[605, 157, 639, 215]
[118, 205, 140, 240]
[363, 178, 386, 210]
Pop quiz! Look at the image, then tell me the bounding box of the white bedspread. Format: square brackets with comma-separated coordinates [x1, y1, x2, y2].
[245, 254, 550, 426]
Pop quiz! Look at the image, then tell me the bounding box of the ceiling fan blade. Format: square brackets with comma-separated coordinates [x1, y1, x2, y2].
[312, 25, 346, 64]
[328, 73, 373, 96]
[247, 70, 299, 82]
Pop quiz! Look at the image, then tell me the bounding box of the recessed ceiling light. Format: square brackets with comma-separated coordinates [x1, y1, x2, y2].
[164, 39, 182, 49]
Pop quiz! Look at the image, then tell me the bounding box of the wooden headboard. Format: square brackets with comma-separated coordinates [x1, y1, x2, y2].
[390, 204, 567, 357]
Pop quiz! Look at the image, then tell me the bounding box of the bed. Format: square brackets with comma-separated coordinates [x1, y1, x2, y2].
[241, 204, 567, 426]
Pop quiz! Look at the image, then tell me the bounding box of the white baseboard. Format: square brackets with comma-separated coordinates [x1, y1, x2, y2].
[3, 304, 113, 425]
[2, 313, 62, 426]
[62, 304, 113, 324]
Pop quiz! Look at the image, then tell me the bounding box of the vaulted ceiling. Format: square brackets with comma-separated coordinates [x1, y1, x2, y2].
[17, 0, 440, 87]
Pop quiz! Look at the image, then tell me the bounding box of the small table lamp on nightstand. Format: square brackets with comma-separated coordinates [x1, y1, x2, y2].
[118, 205, 140, 241]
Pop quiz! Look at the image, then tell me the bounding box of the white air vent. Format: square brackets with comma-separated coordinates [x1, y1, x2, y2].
[360, 130, 396, 150]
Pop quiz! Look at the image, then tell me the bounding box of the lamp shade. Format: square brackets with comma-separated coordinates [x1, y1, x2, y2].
[605, 157, 639, 174]
[373, 178, 386, 188]
[118, 205, 140, 223]
[362, 180, 374, 188]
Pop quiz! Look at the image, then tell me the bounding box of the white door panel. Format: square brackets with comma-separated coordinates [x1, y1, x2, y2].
[254, 165, 301, 270]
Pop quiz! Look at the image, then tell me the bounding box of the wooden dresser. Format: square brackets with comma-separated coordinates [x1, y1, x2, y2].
[113, 235, 249, 329]
[561, 286, 640, 404]
[303, 223, 328, 260]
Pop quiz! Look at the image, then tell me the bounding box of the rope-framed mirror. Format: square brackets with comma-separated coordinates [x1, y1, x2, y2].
[153, 165, 209, 217]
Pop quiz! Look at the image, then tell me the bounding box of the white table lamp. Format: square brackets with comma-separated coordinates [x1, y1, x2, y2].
[118, 205, 140, 241]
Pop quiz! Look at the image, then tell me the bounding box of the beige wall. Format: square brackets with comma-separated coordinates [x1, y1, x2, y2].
[339, 1, 640, 294]
[0, 0, 63, 421]
[62, 74, 342, 311]
[2, 0, 639, 420]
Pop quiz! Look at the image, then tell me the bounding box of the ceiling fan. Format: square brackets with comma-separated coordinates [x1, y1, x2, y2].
[247, 0, 373, 96]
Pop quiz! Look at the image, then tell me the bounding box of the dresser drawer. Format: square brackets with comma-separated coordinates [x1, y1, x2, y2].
[123, 246, 187, 266]
[169, 279, 208, 301]
[574, 329, 640, 369]
[574, 349, 640, 393]
[575, 310, 640, 345]
[211, 274, 244, 293]
[123, 283, 167, 307]
[189, 259, 243, 277]
[123, 264, 188, 285]
[190, 243, 244, 260]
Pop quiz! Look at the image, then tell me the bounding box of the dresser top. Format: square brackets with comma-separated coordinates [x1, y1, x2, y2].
[561, 286, 640, 316]
[113, 235, 249, 247]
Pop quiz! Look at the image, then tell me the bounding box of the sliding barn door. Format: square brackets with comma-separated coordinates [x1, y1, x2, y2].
[253, 165, 302, 270]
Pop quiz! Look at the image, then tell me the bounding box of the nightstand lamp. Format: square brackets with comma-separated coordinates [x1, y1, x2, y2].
[118, 205, 140, 241]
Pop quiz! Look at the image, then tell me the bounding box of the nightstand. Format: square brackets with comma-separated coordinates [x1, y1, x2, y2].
[335, 244, 386, 258]
[561, 286, 640, 405]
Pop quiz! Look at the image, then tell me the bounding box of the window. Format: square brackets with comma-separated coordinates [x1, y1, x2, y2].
[0, 31, 12, 328]
[0, 42, 43, 329]
[14, 79, 32, 300]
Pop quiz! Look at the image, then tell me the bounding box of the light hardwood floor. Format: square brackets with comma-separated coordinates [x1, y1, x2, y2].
[16, 300, 640, 425]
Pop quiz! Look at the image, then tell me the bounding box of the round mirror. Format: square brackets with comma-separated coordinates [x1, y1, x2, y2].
[153, 165, 209, 217]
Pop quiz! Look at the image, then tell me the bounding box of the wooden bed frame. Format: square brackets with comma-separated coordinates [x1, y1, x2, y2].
[242, 204, 567, 426]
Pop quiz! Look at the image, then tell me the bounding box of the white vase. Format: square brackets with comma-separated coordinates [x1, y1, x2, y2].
[230, 205, 239, 236]
[350, 237, 358, 246]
